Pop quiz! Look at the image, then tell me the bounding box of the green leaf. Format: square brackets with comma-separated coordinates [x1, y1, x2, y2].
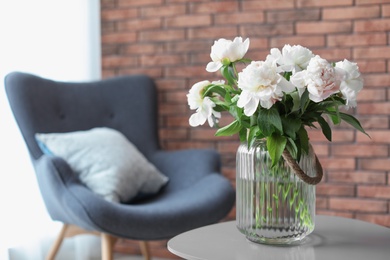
[281, 116, 302, 140]
[317, 116, 332, 142]
[267, 134, 287, 168]
[300, 89, 309, 114]
[229, 105, 243, 121]
[221, 65, 236, 86]
[339, 112, 370, 136]
[215, 119, 241, 137]
[258, 107, 283, 136]
[286, 137, 298, 160]
[247, 126, 260, 147]
[297, 126, 309, 155]
[203, 85, 226, 98]
[290, 92, 301, 113]
[239, 128, 247, 142]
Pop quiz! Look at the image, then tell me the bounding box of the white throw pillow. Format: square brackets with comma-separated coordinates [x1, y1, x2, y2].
[35, 127, 169, 203]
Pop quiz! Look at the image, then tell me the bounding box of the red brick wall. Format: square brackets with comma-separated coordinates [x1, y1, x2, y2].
[101, 0, 390, 257]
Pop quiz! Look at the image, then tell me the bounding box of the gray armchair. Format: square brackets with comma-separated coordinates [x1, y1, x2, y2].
[4, 72, 235, 260]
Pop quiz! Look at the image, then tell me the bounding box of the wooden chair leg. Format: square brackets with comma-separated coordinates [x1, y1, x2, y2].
[101, 233, 118, 260]
[46, 224, 69, 260]
[139, 241, 151, 260]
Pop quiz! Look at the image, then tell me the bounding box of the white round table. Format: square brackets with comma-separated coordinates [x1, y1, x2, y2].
[168, 215, 390, 260]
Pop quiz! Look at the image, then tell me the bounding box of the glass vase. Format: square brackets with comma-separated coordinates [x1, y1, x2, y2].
[236, 139, 316, 244]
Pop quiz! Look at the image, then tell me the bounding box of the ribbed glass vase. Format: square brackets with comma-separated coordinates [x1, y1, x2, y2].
[236, 140, 316, 244]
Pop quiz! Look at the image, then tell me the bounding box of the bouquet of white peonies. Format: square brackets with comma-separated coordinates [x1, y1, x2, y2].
[187, 37, 368, 166]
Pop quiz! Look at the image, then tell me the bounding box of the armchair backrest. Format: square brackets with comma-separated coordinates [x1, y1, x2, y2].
[5, 72, 160, 160]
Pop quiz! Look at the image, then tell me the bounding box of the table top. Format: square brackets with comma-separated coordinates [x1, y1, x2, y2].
[168, 215, 390, 260]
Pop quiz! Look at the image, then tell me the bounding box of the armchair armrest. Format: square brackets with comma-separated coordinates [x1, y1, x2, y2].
[33, 155, 108, 231]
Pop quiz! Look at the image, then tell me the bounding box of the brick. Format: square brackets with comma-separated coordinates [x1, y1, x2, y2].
[317, 183, 355, 197]
[164, 65, 209, 78]
[117, 18, 161, 31]
[316, 197, 328, 209]
[357, 103, 390, 115]
[165, 15, 211, 28]
[102, 45, 121, 56]
[356, 214, 390, 227]
[189, 52, 212, 65]
[323, 6, 380, 20]
[242, 0, 294, 11]
[354, 46, 390, 59]
[327, 171, 387, 184]
[270, 36, 325, 48]
[327, 33, 386, 47]
[160, 105, 188, 117]
[267, 9, 320, 23]
[357, 130, 390, 144]
[312, 48, 352, 61]
[101, 70, 117, 79]
[118, 0, 163, 7]
[159, 128, 188, 140]
[360, 159, 390, 171]
[297, 21, 352, 34]
[164, 141, 216, 151]
[139, 29, 185, 42]
[297, 0, 353, 7]
[355, 60, 386, 73]
[248, 38, 269, 50]
[358, 186, 390, 199]
[311, 143, 329, 156]
[101, 22, 116, 34]
[355, 19, 390, 32]
[102, 56, 137, 69]
[101, 0, 117, 8]
[357, 89, 387, 102]
[217, 141, 240, 154]
[155, 78, 186, 90]
[316, 210, 354, 218]
[331, 144, 388, 157]
[166, 115, 191, 127]
[140, 54, 185, 66]
[356, 0, 390, 4]
[318, 157, 356, 170]
[240, 24, 294, 37]
[308, 129, 355, 143]
[361, 74, 390, 87]
[123, 43, 164, 55]
[101, 8, 137, 21]
[118, 67, 163, 78]
[189, 1, 239, 14]
[101, 32, 137, 44]
[188, 26, 238, 40]
[140, 4, 186, 18]
[215, 12, 265, 25]
[329, 198, 388, 213]
[359, 116, 389, 129]
[162, 90, 188, 104]
[382, 4, 390, 17]
[165, 40, 211, 53]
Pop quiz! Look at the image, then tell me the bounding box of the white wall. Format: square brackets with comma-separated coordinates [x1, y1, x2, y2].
[0, 1, 101, 258]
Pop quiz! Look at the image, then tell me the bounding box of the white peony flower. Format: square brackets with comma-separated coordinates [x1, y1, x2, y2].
[335, 59, 363, 108]
[237, 60, 295, 116]
[206, 37, 250, 72]
[267, 44, 314, 74]
[291, 55, 344, 103]
[187, 80, 221, 127]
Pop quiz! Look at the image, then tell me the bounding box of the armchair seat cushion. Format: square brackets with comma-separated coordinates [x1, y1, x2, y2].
[35, 127, 169, 203]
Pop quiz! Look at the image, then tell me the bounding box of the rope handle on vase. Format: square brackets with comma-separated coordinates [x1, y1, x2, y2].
[281, 146, 323, 185]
